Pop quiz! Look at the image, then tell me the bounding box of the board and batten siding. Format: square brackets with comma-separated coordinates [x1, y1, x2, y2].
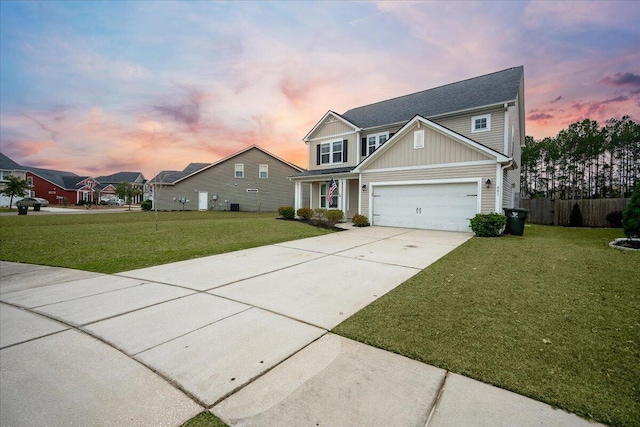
[365, 123, 493, 170]
[360, 163, 497, 216]
[155, 147, 303, 212]
[434, 107, 505, 154]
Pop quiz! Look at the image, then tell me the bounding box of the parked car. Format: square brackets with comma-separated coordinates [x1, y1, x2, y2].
[15, 197, 49, 207]
[107, 198, 125, 206]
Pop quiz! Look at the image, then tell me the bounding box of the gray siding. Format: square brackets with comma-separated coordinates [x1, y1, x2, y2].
[360, 163, 497, 215]
[154, 147, 304, 212]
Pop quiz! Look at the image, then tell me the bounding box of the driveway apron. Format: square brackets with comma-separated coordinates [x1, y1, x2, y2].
[1, 227, 600, 426]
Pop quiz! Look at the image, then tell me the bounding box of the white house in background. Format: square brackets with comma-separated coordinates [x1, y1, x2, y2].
[0, 152, 28, 206]
[291, 66, 525, 232]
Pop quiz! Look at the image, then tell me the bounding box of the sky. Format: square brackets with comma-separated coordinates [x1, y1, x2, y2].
[1, 1, 639, 179]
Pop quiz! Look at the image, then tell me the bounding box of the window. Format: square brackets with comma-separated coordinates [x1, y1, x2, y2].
[259, 164, 268, 178]
[234, 163, 244, 178]
[366, 132, 388, 156]
[319, 140, 344, 165]
[0, 171, 11, 182]
[320, 182, 338, 208]
[472, 114, 491, 133]
[414, 130, 425, 149]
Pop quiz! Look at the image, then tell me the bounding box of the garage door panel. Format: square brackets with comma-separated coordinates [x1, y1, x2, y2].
[372, 183, 478, 232]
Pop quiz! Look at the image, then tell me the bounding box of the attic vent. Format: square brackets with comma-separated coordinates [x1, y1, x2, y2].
[414, 130, 425, 149]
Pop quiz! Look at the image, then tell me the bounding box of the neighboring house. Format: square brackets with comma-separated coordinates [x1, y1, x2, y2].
[26, 168, 97, 205]
[291, 66, 525, 232]
[0, 152, 28, 206]
[95, 172, 147, 204]
[150, 145, 307, 212]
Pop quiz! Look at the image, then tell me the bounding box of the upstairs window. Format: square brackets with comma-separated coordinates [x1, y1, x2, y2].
[259, 164, 268, 178]
[332, 140, 343, 163]
[366, 132, 388, 156]
[472, 114, 491, 133]
[317, 140, 348, 165]
[235, 163, 244, 178]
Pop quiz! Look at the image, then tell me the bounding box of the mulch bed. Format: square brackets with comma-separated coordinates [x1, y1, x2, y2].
[610, 237, 640, 251]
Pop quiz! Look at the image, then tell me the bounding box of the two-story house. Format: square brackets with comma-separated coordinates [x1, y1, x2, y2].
[150, 145, 306, 212]
[291, 66, 525, 232]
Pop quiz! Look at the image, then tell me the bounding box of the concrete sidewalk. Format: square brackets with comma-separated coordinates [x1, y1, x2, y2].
[0, 227, 603, 426]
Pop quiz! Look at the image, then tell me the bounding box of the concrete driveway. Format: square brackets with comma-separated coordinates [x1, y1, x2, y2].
[0, 227, 601, 426]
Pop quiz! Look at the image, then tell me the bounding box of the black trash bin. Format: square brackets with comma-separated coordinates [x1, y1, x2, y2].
[17, 206, 28, 215]
[503, 208, 528, 236]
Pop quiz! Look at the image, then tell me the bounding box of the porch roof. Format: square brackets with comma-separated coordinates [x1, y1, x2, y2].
[290, 166, 355, 180]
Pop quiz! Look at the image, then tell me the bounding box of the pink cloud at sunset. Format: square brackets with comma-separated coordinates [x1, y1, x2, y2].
[1, 1, 638, 179]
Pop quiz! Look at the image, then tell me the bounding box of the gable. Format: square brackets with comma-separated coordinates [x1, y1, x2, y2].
[356, 116, 510, 173]
[304, 111, 359, 142]
[363, 122, 495, 171]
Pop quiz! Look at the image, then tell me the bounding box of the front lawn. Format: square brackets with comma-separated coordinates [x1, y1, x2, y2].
[0, 211, 332, 273]
[333, 225, 639, 427]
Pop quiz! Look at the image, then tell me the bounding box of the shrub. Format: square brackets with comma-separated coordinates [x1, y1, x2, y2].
[325, 209, 344, 226]
[278, 206, 295, 220]
[141, 200, 153, 211]
[352, 214, 370, 227]
[99, 200, 108, 206]
[622, 182, 640, 238]
[569, 203, 584, 227]
[296, 207, 313, 220]
[605, 211, 623, 228]
[313, 208, 327, 221]
[76, 200, 87, 206]
[469, 213, 506, 237]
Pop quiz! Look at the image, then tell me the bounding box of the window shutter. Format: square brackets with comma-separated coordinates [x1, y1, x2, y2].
[316, 144, 321, 165]
[361, 137, 367, 156]
[343, 140, 348, 163]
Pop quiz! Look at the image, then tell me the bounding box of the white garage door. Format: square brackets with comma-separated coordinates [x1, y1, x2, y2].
[371, 182, 478, 231]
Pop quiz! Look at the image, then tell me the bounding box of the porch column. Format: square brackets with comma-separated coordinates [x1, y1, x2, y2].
[339, 179, 347, 214]
[294, 181, 302, 213]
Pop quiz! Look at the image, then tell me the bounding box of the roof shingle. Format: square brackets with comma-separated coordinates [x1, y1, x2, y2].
[342, 66, 523, 129]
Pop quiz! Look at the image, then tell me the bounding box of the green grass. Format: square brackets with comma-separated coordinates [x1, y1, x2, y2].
[333, 225, 639, 427]
[181, 412, 228, 427]
[3, 214, 636, 426]
[0, 211, 332, 273]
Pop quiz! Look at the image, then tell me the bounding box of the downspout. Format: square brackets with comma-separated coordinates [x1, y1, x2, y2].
[496, 159, 514, 213]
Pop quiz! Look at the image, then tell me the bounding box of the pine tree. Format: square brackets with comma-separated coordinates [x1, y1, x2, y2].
[622, 182, 640, 238]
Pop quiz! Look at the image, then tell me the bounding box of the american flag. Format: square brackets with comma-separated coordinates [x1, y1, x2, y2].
[327, 177, 338, 207]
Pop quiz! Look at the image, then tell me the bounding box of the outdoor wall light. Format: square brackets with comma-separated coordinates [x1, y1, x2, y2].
[362, 184, 367, 191]
[485, 179, 492, 188]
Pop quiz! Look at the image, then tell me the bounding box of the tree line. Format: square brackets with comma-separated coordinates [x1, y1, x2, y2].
[520, 116, 640, 200]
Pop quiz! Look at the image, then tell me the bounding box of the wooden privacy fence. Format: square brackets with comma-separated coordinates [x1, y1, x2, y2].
[520, 198, 630, 227]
